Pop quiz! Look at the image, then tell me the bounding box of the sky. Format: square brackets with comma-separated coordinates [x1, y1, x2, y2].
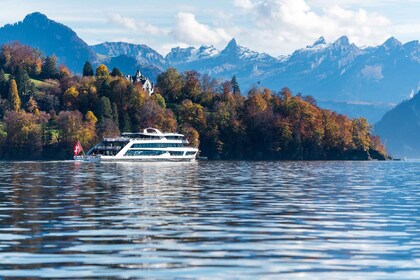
[0, 0, 419, 56]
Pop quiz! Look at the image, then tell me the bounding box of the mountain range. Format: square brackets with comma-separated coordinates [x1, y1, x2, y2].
[0, 12, 420, 125]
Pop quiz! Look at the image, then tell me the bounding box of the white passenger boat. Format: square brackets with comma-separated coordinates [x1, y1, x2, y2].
[73, 128, 198, 162]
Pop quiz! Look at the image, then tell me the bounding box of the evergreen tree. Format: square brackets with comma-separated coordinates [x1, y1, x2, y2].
[111, 67, 123, 77]
[8, 79, 21, 112]
[0, 69, 7, 99]
[96, 96, 112, 121]
[82, 61, 94, 77]
[231, 75, 241, 95]
[121, 112, 132, 133]
[111, 102, 119, 126]
[41, 56, 58, 79]
[14, 66, 30, 96]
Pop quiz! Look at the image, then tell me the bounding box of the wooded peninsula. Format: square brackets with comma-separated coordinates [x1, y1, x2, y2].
[0, 42, 387, 160]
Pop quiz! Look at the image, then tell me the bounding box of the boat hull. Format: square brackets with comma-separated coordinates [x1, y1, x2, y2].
[99, 155, 196, 162]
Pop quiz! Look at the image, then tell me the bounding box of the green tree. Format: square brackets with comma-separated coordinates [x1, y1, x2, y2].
[156, 68, 183, 102]
[41, 56, 58, 79]
[82, 61, 94, 77]
[178, 99, 206, 131]
[8, 79, 20, 112]
[152, 93, 166, 109]
[231, 75, 241, 95]
[0, 69, 7, 99]
[14, 66, 31, 96]
[96, 96, 113, 121]
[111, 67, 123, 77]
[111, 102, 119, 126]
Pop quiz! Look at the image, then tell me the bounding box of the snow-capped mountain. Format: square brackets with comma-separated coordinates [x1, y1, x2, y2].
[166, 45, 219, 65]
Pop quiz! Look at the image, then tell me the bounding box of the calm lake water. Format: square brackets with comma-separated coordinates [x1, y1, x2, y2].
[0, 161, 419, 279]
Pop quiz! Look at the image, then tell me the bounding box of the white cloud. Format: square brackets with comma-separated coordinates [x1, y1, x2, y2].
[230, 0, 392, 55]
[171, 12, 231, 47]
[108, 13, 165, 36]
[233, 0, 254, 9]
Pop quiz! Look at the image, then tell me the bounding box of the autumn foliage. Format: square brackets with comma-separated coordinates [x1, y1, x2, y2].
[0, 42, 387, 160]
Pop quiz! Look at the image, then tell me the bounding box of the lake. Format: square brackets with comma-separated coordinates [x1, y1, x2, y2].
[0, 161, 419, 278]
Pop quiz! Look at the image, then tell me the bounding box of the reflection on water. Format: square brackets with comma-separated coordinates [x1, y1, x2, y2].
[0, 161, 419, 278]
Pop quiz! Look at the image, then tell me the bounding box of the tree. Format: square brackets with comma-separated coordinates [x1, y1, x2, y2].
[8, 79, 20, 112]
[14, 66, 31, 96]
[111, 102, 119, 126]
[152, 93, 166, 109]
[41, 56, 58, 79]
[111, 67, 123, 77]
[96, 96, 112, 121]
[352, 118, 371, 151]
[156, 68, 183, 102]
[96, 64, 109, 78]
[180, 124, 200, 148]
[96, 118, 120, 139]
[56, 110, 84, 144]
[0, 69, 7, 99]
[0, 42, 42, 76]
[182, 70, 201, 101]
[231, 75, 241, 95]
[63, 86, 80, 110]
[178, 99, 206, 131]
[26, 96, 39, 114]
[3, 110, 44, 158]
[59, 65, 71, 79]
[82, 61, 94, 77]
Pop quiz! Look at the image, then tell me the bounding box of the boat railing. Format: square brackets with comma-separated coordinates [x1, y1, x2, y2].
[104, 137, 189, 143]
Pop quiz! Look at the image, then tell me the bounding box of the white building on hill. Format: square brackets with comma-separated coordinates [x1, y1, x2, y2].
[126, 70, 154, 95]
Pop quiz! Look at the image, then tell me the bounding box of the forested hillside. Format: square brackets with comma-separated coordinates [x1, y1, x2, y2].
[0, 43, 387, 160]
[375, 92, 420, 158]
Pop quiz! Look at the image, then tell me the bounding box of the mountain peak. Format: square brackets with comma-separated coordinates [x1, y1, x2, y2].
[23, 12, 49, 23]
[382, 37, 402, 50]
[333, 36, 350, 47]
[312, 36, 327, 47]
[226, 38, 238, 49]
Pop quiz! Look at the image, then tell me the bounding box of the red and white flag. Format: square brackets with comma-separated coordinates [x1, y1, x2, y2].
[74, 140, 83, 156]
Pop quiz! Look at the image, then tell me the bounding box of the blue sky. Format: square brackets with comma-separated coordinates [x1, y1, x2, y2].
[0, 0, 419, 56]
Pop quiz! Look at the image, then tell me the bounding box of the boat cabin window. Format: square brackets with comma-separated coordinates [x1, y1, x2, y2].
[87, 140, 129, 156]
[130, 143, 184, 149]
[169, 151, 184, 156]
[125, 150, 168, 156]
[165, 136, 184, 140]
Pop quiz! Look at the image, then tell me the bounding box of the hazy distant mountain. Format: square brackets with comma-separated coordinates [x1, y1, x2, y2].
[375, 92, 420, 158]
[107, 55, 161, 81]
[0, 12, 97, 73]
[92, 42, 167, 70]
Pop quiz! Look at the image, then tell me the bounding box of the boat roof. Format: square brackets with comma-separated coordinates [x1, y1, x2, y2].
[122, 127, 184, 137]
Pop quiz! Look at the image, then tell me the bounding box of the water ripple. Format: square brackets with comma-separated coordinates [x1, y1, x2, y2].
[0, 161, 419, 278]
